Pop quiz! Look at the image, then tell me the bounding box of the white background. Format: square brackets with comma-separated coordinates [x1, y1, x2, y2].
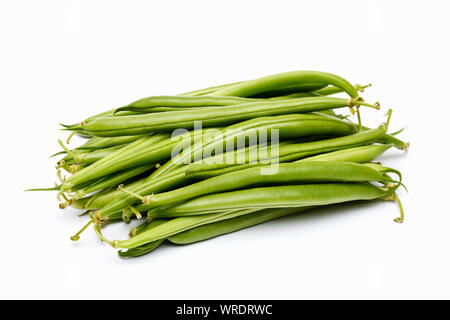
[1, 0, 449, 299]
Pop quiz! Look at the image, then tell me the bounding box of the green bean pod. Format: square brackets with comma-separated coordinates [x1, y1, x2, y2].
[377, 132, 409, 150]
[83, 97, 355, 137]
[117, 182, 393, 248]
[313, 85, 345, 96]
[167, 206, 318, 245]
[300, 144, 393, 163]
[119, 206, 319, 254]
[81, 144, 289, 213]
[247, 83, 328, 98]
[151, 113, 358, 179]
[84, 144, 287, 213]
[114, 95, 262, 114]
[64, 127, 238, 191]
[60, 110, 141, 133]
[180, 80, 326, 98]
[150, 182, 394, 218]
[63, 145, 122, 165]
[74, 164, 155, 198]
[118, 206, 326, 255]
[185, 126, 387, 177]
[118, 209, 257, 249]
[76, 135, 144, 150]
[88, 127, 385, 218]
[81, 166, 194, 214]
[139, 161, 396, 210]
[211, 71, 358, 98]
[318, 110, 407, 151]
[118, 219, 167, 257]
[61, 134, 169, 191]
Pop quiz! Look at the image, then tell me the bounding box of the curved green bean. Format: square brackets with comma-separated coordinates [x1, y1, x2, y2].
[211, 71, 358, 98]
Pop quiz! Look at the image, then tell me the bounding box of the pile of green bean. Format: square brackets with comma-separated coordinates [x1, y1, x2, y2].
[36, 70, 408, 257]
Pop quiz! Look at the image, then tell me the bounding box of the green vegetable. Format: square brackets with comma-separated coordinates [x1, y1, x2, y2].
[33, 70, 407, 258]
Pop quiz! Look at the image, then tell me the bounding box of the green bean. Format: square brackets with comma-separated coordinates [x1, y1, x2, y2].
[210, 71, 359, 98]
[74, 130, 93, 139]
[74, 143, 287, 212]
[89, 127, 385, 218]
[180, 80, 326, 98]
[83, 110, 142, 123]
[63, 145, 122, 165]
[361, 163, 403, 185]
[119, 205, 327, 255]
[60, 110, 141, 134]
[129, 220, 153, 237]
[114, 95, 262, 114]
[139, 162, 396, 210]
[86, 143, 291, 214]
[117, 182, 395, 248]
[118, 237, 164, 257]
[151, 113, 358, 179]
[118, 219, 167, 257]
[74, 164, 155, 198]
[313, 85, 345, 96]
[61, 133, 170, 191]
[64, 80, 244, 134]
[83, 97, 361, 137]
[62, 129, 223, 192]
[268, 85, 351, 101]
[40, 70, 408, 258]
[313, 83, 371, 97]
[167, 206, 318, 245]
[150, 182, 395, 218]
[117, 106, 226, 114]
[82, 144, 285, 214]
[76, 135, 144, 150]
[83, 166, 194, 214]
[376, 132, 409, 150]
[119, 207, 319, 254]
[247, 83, 328, 98]
[268, 92, 319, 100]
[184, 126, 387, 177]
[300, 144, 393, 163]
[117, 91, 347, 115]
[118, 209, 258, 249]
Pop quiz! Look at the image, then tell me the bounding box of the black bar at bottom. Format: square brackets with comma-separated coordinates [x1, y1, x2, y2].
[0, 300, 446, 318]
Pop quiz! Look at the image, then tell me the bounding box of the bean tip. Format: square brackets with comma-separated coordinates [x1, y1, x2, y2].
[402, 142, 410, 151]
[129, 228, 137, 238]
